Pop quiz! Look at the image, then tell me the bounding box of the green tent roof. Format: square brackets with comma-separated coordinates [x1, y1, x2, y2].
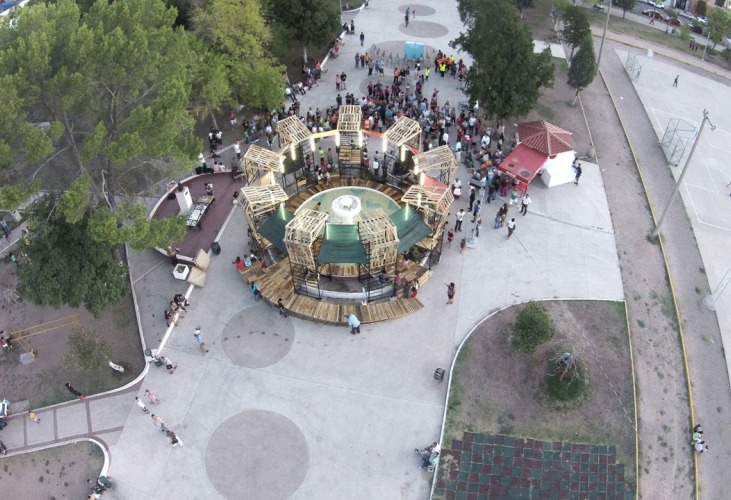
[317, 224, 368, 264]
[257, 205, 294, 254]
[389, 205, 432, 253]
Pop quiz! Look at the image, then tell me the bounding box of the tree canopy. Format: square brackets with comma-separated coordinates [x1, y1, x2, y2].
[707, 7, 731, 49]
[452, 0, 554, 121]
[616, 0, 637, 19]
[562, 5, 591, 61]
[567, 35, 597, 101]
[267, 0, 340, 63]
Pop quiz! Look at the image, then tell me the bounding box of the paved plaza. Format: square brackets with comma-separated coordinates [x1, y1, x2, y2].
[3, 0, 731, 499]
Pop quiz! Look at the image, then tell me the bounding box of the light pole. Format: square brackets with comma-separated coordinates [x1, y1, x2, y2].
[703, 268, 731, 311]
[595, 1, 612, 74]
[651, 109, 715, 237]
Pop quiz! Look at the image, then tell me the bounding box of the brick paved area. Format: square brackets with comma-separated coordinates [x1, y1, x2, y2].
[434, 433, 635, 499]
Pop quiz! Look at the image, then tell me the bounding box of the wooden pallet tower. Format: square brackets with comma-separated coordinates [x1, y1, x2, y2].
[357, 208, 399, 274]
[239, 184, 289, 252]
[242, 144, 282, 186]
[382, 117, 422, 188]
[336, 105, 364, 179]
[284, 209, 329, 298]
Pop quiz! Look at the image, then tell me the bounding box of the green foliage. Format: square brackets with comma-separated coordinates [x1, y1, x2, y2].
[0, 180, 40, 211]
[57, 174, 91, 224]
[696, 0, 707, 16]
[88, 202, 187, 250]
[16, 194, 129, 317]
[562, 6, 591, 60]
[616, 0, 637, 18]
[567, 35, 597, 94]
[0, 0, 196, 193]
[707, 7, 731, 48]
[193, 0, 285, 110]
[512, 302, 556, 353]
[678, 23, 692, 41]
[64, 327, 112, 370]
[452, 0, 554, 121]
[268, 0, 340, 62]
[543, 359, 589, 402]
[512, 0, 536, 17]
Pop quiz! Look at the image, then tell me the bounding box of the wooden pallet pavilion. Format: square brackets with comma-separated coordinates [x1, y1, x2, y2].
[412, 145, 458, 185]
[337, 105, 363, 178]
[277, 115, 313, 150]
[242, 144, 282, 185]
[284, 209, 329, 270]
[383, 116, 421, 151]
[356, 209, 399, 273]
[239, 184, 289, 252]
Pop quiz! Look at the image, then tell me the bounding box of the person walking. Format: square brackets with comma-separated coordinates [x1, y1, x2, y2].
[345, 313, 361, 334]
[446, 283, 456, 304]
[475, 215, 482, 237]
[28, 410, 41, 424]
[167, 430, 184, 447]
[455, 209, 465, 232]
[574, 163, 582, 185]
[459, 238, 466, 253]
[134, 397, 151, 414]
[250, 282, 261, 301]
[359, 32, 365, 46]
[520, 193, 531, 216]
[193, 327, 209, 353]
[507, 218, 516, 239]
[278, 298, 288, 318]
[673, 75, 679, 87]
[447, 229, 454, 247]
[472, 200, 481, 222]
[65, 382, 87, 400]
[151, 414, 168, 433]
[144, 389, 161, 405]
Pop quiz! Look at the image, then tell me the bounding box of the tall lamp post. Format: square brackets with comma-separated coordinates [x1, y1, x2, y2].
[595, 1, 613, 74]
[651, 109, 715, 237]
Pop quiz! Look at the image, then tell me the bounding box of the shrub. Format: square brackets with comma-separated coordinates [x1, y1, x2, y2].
[512, 302, 555, 353]
[543, 358, 590, 402]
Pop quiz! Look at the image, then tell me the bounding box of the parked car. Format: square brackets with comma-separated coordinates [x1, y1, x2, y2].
[696, 15, 708, 25]
[648, 1, 665, 8]
[690, 24, 704, 35]
[643, 9, 665, 20]
[666, 17, 682, 27]
[678, 11, 695, 21]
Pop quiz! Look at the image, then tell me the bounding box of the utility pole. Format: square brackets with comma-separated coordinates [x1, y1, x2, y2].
[595, 2, 612, 74]
[651, 110, 715, 238]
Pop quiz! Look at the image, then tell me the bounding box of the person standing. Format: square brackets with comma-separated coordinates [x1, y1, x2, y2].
[574, 163, 582, 185]
[507, 218, 516, 239]
[233, 140, 241, 161]
[151, 414, 168, 433]
[144, 389, 161, 405]
[475, 215, 482, 237]
[472, 200, 481, 222]
[447, 229, 454, 247]
[520, 193, 532, 216]
[468, 187, 476, 211]
[167, 430, 184, 447]
[134, 397, 151, 414]
[360, 32, 365, 46]
[65, 382, 87, 400]
[28, 410, 41, 424]
[193, 327, 209, 353]
[250, 282, 261, 301]
[455, 209, 465, 232]
[345, 314, 361, 334]
[446, 283, 456, 304]
[278, 298, 288, 318]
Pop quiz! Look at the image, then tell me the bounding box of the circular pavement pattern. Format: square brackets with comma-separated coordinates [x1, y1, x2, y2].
[398, 4, 436, 15]
[206, 410, 309, 500]
[399, 21, 449, 38]
[221, 307, 294, 368]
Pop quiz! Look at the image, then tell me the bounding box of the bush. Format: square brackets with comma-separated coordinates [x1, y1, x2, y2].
[543, 358, 590, 402]
[512, 302, 555, 353]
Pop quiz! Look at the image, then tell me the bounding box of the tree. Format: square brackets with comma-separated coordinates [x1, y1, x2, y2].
[707, 7, 731, 49]
[616, 0, 637, 19]
[65, 327, 113, 371]
[696, 0, 707, 17]
[452, 0, 554, 122]
[567, 35, 597, 104]
[268, 0, 340, 63]
[562, 6, 591, 61]
[193, 0, 285, 111]
[512, 0, 535, 19]
[16, 192, 130, 317]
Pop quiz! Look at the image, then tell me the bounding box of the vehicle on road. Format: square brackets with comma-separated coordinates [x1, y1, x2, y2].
[643, 9, 665, 19]
[696, 15, 707, 25]
[666, 17, 682, 27]
[678, 11, 695, 21]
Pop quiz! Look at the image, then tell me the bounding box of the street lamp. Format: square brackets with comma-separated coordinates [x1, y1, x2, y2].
[651, 109, 715, 237]
[595, 1, 613, 74]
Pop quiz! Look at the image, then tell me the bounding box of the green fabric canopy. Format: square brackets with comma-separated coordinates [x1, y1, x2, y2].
[257, 205, 294, 255]
[389, 205, 432, 253]
[317, 224, 368, 264]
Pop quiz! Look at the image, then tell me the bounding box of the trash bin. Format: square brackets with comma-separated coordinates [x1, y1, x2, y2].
[211, 241, 221, 255]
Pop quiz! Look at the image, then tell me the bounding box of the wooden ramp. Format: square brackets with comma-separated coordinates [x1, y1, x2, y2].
[239, 259, 424, 325]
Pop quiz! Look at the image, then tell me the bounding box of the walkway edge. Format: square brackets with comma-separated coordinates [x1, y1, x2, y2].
[598, 66, 698, 499]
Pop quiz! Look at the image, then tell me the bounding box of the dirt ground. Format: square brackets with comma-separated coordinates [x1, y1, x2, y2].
[446, 301, 637, 480]
[0, 260, 144, 408]
[0, 441, 103, 500]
